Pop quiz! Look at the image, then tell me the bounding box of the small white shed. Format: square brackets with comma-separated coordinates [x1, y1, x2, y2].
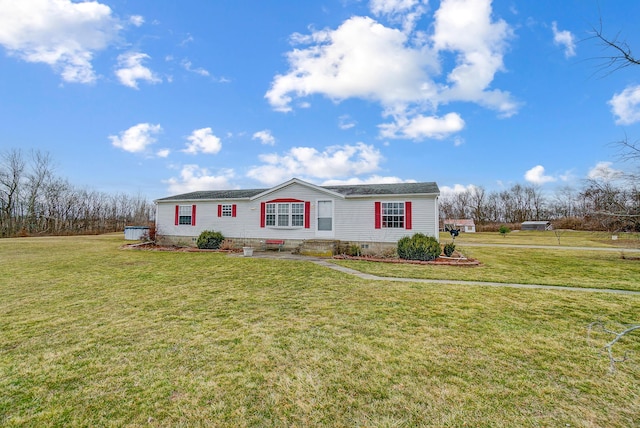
[124, 226, 150, 240]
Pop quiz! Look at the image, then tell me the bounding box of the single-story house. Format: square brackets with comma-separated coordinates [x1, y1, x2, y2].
[521, 221, 552, 231]
[443, 219, 476, 233]
[154, 178, 440, 252]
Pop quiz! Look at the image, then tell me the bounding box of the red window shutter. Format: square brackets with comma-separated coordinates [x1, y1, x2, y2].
[175, 205, 179, 225]
[232, 204, 237, 217]
[191, 205, 196, 226]
[304, 201, 310, 228]
[217, 205, 222, 217]
[260, 202, 266, 228]
[405, 201, 412, 230]
[374, 202, 381, 229]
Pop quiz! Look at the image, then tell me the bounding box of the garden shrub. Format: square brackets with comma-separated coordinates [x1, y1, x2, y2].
[196, 230, 225, 249]
[397, 233, 441, 261]
[443, 242, 456, 257]
[498, 225, 511, 237]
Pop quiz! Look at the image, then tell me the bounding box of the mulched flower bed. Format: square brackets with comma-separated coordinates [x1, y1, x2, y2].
[122, 243, 480, 265]
[332, 253, 480, 266]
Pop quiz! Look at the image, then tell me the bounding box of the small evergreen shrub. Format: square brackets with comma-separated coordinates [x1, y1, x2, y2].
[498, 225, 511, 237]
[196, 230, 225, 249]
[347, 244, 362, 257]
[443, 242, 456, 257]
[397, 233, 441, 261]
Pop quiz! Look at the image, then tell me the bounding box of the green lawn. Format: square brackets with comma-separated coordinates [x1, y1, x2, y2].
[334, 246, 640, 292]
[439, 230, 640, 248]
[1, 235, 639, 427]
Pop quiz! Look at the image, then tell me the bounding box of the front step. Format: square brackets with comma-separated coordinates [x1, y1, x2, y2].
[297, 239, 340, 257]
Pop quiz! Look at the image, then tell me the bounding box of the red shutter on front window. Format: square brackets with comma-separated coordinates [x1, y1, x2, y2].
[175, 205, 179, 225]
[304, 201, 310, 228]
[217, 205, 222, 217]
[405, 201, 412, 230]
[191, 205, 196, 226]
[260, 202, 266, 228]
[232, 204, 237, 217]
[374, 202, 381, 229]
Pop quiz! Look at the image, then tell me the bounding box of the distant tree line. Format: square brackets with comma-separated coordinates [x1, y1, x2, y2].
[0, 148, 154, 238]
[439, 179, 640, 232]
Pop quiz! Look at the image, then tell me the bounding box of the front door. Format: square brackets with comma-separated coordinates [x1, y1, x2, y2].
[316, 200, 333, 238]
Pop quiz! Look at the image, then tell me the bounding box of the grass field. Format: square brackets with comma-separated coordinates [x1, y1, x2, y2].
[334, 246, 640, 292]
[1, 235, 639, 426]
[439, 230, 640, 248]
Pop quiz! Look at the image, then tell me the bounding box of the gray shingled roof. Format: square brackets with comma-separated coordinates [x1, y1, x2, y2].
[155, 181, 439, 202]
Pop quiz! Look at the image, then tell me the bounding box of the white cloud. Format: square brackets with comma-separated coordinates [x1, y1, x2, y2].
[181, 59, 210, 77]
[440, 183, 477, 196]
[609, 84, 640, 125]
[247, 142, 383, 186]
[588, 161, 624, 181]
[165, 165, 235, 193]
[369, 0, 427, 32]
[115, 52, 161, 89]
[379, 112, 464, 140]
[0, 0, 121, 83]
[266, 0, 518, 141]
[338, 115, 357, 130]
[431, 0, 517, 115]
[156, 149, 170, 158]
[252, 130, 276, 145]
[129, 15, 144, 27]
[266, 16, 438, 113]
[183, 128, 222, 155]
[524, 165, 556, 185]
[109, 123, 162, 153]
[369, 0, 423, 17]
[322, 175, 416, 185]
[551, 21, 576, 58]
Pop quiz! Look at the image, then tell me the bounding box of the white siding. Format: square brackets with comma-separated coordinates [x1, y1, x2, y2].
[333, 196, 437, 243]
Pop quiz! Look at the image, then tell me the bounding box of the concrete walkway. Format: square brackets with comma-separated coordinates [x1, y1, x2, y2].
[455, 242, 640, 252]
[238, 251, 640, 296]
[312, 259, 640, 296]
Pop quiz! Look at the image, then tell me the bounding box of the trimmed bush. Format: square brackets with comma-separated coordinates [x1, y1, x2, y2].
[397, 233, 441, 261]
[498, 225, 511, 237]
[196, 230, 225, 249]
[443, 242, 456, 257]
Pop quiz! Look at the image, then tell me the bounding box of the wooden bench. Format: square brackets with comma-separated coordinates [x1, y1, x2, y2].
[262, 239, 285, 252]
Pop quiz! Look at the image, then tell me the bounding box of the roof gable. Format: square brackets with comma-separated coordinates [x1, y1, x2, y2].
[249, 178, 345, 200]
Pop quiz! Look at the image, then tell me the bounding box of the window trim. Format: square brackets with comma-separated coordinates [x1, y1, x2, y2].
[175, 204, 196, 226]
[261, 199, 310, 229]
[375, 201, 412, 230]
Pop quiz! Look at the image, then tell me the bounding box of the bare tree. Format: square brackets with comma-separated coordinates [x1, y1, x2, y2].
[0, 149, 26, 237]
[591, 21, 640, 75]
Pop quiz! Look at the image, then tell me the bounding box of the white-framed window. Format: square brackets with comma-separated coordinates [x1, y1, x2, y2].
[266, 202, 305, 228]
[221, 204, 233, 217]
[317, 200, 332, 231]
[178, 205, 193, 225]
[265, 203, 276, 226]
[382, 202, 404, 228]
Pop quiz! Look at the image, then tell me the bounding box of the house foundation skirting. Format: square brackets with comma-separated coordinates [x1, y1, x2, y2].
[156, 235, 399, 256]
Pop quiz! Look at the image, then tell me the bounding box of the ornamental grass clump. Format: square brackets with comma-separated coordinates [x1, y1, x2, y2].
[196, 230, 225, 249]
[397, 233, 441, 261]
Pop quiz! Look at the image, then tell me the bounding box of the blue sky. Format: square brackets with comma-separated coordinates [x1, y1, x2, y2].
[1, 0, 639, 200]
